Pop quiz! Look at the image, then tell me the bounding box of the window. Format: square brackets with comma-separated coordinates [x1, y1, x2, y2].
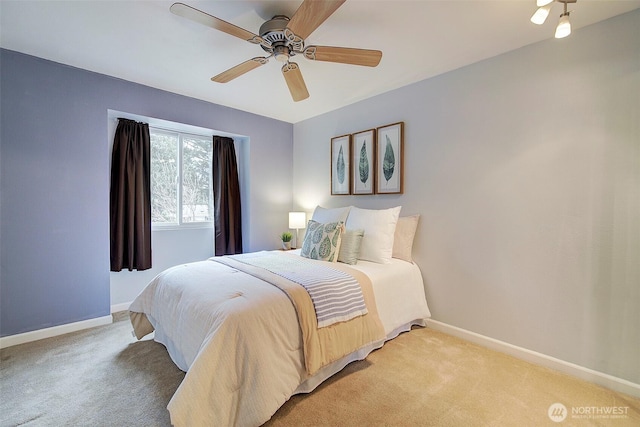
[150, 128, 213, 226]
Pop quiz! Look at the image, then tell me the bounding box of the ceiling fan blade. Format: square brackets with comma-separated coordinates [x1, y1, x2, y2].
[304, 46, 382, 67]
[212, 57, 269, 83]
[170, 2, 265, 46]
[286, 0, 346, 40]
[281, 62, 309, 102]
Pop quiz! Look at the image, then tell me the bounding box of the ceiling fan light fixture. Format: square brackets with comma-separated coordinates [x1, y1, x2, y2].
[555, 12, 572, 38]
[531, 4, 552, 25]
[273, 45, 290, 62]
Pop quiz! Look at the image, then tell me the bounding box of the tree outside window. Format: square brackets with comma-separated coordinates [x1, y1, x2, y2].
[150, 129, 213, 226]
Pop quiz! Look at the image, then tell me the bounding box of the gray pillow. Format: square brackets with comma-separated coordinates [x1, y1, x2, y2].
[338, 229, 365, 265]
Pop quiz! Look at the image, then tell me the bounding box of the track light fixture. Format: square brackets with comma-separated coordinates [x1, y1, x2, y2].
[531, 3, 552, 25]
[530, 0, 577, 38]
[555, 11, 572, 38]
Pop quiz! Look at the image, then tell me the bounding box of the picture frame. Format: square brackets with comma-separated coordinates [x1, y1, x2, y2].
[351, 129, 375, 195]
[330, 134, 351, 195]
[375, 122, 404, 194]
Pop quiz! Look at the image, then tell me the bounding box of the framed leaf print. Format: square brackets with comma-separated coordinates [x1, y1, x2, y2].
[331, 134, 351, 195]
[352, 129, 375, 195]
[376, 122, 404, 194]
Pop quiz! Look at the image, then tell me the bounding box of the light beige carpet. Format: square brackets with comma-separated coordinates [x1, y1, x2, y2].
[1, 314, 639, 426]
[267, 327, 640, 426]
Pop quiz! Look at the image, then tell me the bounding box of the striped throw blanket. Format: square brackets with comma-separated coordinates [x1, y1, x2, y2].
[228, 252, 368, 328]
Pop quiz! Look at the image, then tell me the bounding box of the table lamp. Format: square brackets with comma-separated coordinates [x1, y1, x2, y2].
[288, 212, 306, 249]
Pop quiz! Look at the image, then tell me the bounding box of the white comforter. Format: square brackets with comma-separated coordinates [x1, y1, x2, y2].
[129, 250, 430, 426]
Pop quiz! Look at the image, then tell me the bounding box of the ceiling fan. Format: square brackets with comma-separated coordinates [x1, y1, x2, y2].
[170, 1, 382, 102]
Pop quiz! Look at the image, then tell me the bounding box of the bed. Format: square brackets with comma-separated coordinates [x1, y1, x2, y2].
[129, 206, 431, 426]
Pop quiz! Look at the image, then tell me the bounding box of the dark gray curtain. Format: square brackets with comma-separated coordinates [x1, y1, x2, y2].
[213, 136, 243, 255]
[110, 119, 152, 271]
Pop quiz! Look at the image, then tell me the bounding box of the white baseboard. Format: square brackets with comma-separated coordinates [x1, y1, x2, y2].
[110, 301, 131, 313]
[0, 315, 113, 349]
[426, 319, 640, 399]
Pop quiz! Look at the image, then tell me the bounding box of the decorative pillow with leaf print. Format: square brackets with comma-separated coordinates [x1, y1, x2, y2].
[300, 220, 344, 262]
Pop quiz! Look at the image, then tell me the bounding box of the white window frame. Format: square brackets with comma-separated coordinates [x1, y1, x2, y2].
[150, 127, 214, 230]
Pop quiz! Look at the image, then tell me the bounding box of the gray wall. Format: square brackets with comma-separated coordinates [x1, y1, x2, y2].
[0, 49, 293, 336]
[292, 11, 639, 384]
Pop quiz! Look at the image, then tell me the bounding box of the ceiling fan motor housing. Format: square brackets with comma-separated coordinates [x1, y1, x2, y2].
[259, 15, 304, 60]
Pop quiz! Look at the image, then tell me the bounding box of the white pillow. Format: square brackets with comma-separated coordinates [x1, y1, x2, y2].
[311, 205, 351, 224]
[392, 215, 420, 263]
[345, 206, 401, 264]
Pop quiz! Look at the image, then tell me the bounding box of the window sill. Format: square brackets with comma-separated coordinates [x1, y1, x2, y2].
[152, 223, 214, 231]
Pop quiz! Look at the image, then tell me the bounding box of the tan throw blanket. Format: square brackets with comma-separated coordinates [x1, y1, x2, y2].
[212, 252, 385, 375]
[221, 252, 368, 327]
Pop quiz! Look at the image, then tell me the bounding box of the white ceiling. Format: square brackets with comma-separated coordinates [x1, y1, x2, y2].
[1, 1, 638, 123]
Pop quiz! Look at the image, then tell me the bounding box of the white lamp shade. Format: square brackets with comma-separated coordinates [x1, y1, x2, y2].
[537, 0, 553, 7]
[289, 212, 306, 229]
[531, 5, 552, 25]
[555, 14, 571, 38]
